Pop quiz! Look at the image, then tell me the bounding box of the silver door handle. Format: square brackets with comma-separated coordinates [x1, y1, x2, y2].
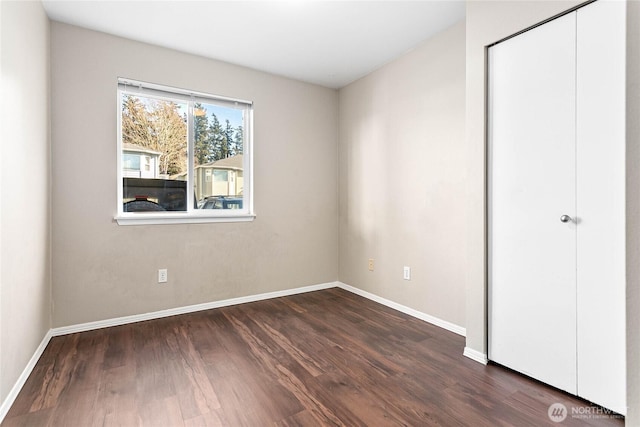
[560, 215, 572, 223]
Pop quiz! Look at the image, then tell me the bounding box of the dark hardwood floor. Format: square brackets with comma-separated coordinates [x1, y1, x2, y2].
[2, 288, 624, 426]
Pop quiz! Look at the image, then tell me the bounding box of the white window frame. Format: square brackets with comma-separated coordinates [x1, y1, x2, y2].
[115, 78, 254, 225]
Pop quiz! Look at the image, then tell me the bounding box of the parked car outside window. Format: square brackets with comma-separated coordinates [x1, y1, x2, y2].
[200, 196, 243, 210]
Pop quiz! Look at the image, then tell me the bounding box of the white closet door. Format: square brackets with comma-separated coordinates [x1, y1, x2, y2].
[576, 0, 626, 415]
[488, 13, 577, 394]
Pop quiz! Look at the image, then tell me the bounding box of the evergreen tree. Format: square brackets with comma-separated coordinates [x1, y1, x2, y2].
[193, 103, 210, 165]
[207, 113, 225, 161]
[223, 119, 235, 157]
[234, 125, 244, 155]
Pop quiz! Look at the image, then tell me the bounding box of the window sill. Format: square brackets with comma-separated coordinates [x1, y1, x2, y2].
[114, 213, 256, 226]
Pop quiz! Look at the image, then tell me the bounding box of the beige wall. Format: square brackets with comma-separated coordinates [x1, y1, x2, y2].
[626, 0, 640, 422]
[50, 23, 338, 327]
[0, 0, 51, 404]
[338, 22, 466, 329]
[466, 0, 639, 422]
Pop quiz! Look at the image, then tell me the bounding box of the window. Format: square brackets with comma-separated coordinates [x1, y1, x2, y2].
[213, 170, 228, 181]
[116, 79, 253, 225]
[123, 154, 140, 171]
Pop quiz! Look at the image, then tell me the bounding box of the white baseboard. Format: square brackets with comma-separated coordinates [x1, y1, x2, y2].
[0, 329, 54, 423]
[51, 281, 338, 336]
[336, 282, 466, 337]
[463, 346, 488, 365]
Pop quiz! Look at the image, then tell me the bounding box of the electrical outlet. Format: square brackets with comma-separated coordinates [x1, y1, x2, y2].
[403, 266, 411, 281]
[158, 268, 168, 283]
[368, 259, 374, 271]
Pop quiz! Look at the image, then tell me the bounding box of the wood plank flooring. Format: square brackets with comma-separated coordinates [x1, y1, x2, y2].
[2, 288, 624, 426]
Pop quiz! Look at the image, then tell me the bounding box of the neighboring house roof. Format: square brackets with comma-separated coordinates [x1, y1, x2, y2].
[197, 154, 243, 171]
[123, 142, 162, 156]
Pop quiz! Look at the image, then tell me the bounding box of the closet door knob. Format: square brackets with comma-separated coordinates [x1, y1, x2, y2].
[560, 215, 572, 223]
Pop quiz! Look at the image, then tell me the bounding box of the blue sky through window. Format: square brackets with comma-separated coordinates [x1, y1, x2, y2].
[202, 104, 243, 129]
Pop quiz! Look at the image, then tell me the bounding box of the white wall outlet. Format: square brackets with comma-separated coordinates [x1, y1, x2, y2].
[368, 258, 374, 271]
[158, 268, 168, 283]
[403, 266, 411, 281]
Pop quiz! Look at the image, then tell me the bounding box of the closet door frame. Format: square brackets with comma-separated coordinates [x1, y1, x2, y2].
[575, 0, 626, 415]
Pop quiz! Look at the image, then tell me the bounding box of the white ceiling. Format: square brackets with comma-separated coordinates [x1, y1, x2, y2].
[41, 1, 465, 89]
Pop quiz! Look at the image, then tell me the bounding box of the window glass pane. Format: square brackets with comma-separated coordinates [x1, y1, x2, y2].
[123, 154, 140, 171]
[193, 102, 245, 209]
[121, 93, 188, 212]
[213, 170, 228, 181]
